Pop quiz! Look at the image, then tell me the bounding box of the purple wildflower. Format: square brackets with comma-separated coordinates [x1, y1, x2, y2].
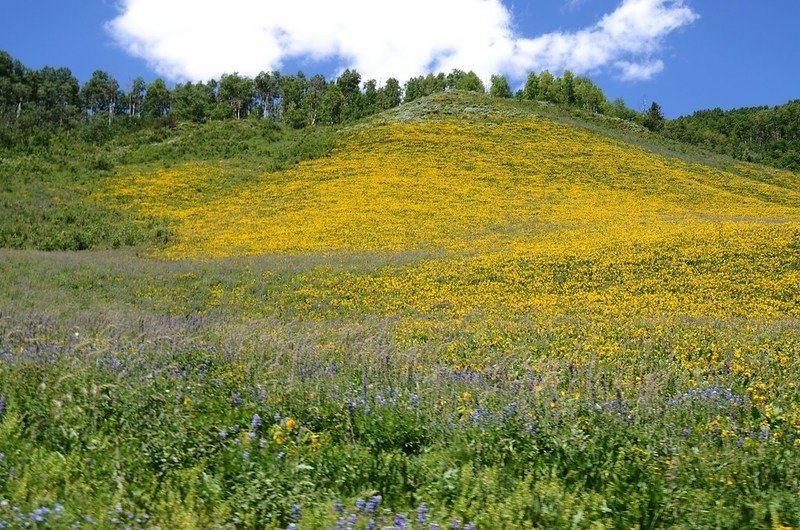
[366, 495, 382, 514]
[417, 503, 428, 524]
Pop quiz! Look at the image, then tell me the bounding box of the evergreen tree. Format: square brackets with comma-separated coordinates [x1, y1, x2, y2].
[644, 101, 665, 131]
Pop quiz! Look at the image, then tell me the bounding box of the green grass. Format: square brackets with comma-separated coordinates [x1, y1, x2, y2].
[0, 93, 799, 529]
[0, 118, 336, 252]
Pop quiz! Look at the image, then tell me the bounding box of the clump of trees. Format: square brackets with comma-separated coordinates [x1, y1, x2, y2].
[664, 101, 800, 170]
[0, 49, 651, 145]
[15, 50, 798, 172]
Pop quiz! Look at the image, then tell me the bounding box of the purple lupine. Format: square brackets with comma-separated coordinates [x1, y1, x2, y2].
[251, 413, 262, 431]
[417, 503, 428, 524]
[366, 495, 382, 514]
[291, 504, 301, 521]
[394, 513, 407, 530]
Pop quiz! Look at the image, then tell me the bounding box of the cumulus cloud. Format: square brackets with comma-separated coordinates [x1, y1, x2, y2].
[107, 0, 697, 83]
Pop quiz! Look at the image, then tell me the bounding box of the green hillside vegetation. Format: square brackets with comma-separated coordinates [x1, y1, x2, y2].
[665, 100, 800, 171]
[0, 50, 799, 529]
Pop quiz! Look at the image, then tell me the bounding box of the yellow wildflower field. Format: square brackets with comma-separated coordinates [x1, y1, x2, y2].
[104, 107, 800, 260]
[98, 100, 800, 414]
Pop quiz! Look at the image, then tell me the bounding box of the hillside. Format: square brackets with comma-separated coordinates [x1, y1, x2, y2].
[1, 92, 799, 529]
[102, 92, 800, 259]
[666, 99, 800, 171]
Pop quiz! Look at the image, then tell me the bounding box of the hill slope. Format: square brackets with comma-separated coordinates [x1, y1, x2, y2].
[1, 92, 799, 528]
[102, 92, 800, 259]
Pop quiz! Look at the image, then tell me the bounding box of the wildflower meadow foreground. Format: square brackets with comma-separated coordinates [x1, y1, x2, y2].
[1, 93, 799, 528]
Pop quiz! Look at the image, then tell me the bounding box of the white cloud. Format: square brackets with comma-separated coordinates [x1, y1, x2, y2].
[616, 59, 664, 81]
[107, 0, 698, 83]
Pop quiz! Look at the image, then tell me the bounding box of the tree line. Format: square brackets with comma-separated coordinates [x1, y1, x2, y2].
[1, 50, 660, 145]
[664, 101, 800, 171]
[12, 49, 799, 174]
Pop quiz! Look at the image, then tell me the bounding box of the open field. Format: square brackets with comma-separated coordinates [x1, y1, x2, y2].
[1, 93, 799, 529]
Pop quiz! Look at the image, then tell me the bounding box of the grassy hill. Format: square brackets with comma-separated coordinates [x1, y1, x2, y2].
[0, 92, 799, 529]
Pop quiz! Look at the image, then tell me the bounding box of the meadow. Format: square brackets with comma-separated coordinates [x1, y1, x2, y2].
[0, 92, 799, 529]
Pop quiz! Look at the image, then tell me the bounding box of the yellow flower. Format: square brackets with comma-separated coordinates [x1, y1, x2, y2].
[273, 430, 286, 445]
[285, 418, 297, 431]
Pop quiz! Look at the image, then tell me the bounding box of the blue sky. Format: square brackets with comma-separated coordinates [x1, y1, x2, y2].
[1, 1, 798, 118]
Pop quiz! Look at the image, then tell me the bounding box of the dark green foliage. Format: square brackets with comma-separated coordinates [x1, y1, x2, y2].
[559, 70, 576, 106]
[142, 78, 171, 119]
[446, 70, 485, 94]
[171, 80, 217, 122]
[523, 71, 539, 100]
[665, 100, 800, 170]
[379, 78, 402, 109]
[538, 70, 556, 103]
[489, 75, 512, 99]
[219, 72, 254, 120]
[404, 73, 447, 103]
[644, 101, 666, 131]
